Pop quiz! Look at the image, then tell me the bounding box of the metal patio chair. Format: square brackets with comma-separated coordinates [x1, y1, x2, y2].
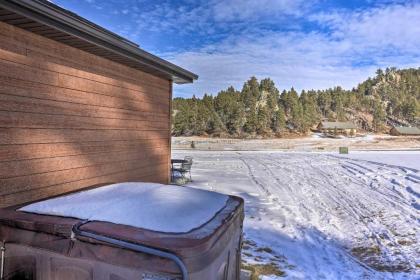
[172, 157, 193, 182]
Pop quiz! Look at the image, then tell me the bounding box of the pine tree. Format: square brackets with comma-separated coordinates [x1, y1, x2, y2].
[172, 68, 420, 137]
[214, 87, 244, 135]
[373, 103, 386, 132]
[402, 99, 417, 122]
[256, 106, 270, 134]
[271, 105, 286, 133]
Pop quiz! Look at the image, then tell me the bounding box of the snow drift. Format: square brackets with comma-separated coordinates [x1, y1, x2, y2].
[19, 182, 229, 233]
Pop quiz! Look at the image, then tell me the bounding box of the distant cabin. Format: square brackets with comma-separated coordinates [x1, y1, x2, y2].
[390, 126, 420, 136]
[317, 121, 357, 136]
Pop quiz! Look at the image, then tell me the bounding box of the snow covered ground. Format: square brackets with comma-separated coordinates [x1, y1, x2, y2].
[338, 151, 420, 170]
[172, 150, 420, 279]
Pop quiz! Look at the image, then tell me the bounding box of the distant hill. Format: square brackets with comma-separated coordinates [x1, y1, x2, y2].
[172, 67, 420, 137]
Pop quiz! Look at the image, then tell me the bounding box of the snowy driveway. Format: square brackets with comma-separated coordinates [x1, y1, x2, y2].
[172, 151, 419, 279]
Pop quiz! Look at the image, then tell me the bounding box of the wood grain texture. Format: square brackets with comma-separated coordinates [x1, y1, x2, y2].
[0, 22, 169, 93]
[0, 148, 168, 179]
[0, 22, 172, 207]
[0, 128, 168, 145]
[0, 139, 168, 162]
[0, 111, 169, 130]
[0, 164, 167, 208]
[0, 159, 168, 196]
[0, 78, 168, 115]
[0, 58, 169, 104]
[0, 93, 168, 122]
[167, 82, 173, 183]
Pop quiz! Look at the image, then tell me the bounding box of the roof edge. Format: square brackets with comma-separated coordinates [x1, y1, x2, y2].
[0, 0, 198, 84]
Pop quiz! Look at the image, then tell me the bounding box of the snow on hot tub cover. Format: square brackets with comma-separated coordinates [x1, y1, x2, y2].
[19, 182, 229, 233]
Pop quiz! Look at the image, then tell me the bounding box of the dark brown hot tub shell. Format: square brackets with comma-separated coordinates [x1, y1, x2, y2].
[0, 193, 244, 280]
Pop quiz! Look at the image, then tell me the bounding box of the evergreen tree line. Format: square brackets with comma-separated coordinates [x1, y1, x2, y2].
[172, 68, 420, 137]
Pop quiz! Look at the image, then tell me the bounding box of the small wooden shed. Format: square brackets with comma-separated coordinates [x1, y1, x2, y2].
[0, 0, 197, 208]
[317, 121, 357, 136]
[390, 126, 420, 136]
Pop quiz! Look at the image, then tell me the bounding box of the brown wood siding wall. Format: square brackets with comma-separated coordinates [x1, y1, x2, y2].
[0, 22, 171, 208]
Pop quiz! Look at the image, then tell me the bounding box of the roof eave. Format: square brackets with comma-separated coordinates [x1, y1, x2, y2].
[0, 0, 198, 84]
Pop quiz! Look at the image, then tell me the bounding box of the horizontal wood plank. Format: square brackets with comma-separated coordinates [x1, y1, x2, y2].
[0, 165, 167, 208]
[0, 139, 168, 162]
[0, 77, 169, 115]
[0, 55, 169, 106]
[0, 20, 171, 207]
[0, 93, 168, 122]
[0, 47, 170, 101]
[0, 147, 168, 179]
[0, 110, 169, 130]
[0, 38, 27, 56]
[0, 159, 168, 196]
[27, 49, 171, 98]
[0, 22, 171, 92]
[0, 57, 59, 86]
[0, 128, 169, 145]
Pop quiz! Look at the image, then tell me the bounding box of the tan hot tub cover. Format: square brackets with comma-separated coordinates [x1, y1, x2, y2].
[0, 185, 244, 280]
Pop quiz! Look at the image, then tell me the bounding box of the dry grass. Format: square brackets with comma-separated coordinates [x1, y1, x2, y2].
[173, 135, 420, 151]
[351, 245, 411, 272]
[242, 262, 285, 280]
[242, 239, 288, 278]
[397, 239, 415, 246]
[256, 247, 274, 254]
[351, 245, 381, 257]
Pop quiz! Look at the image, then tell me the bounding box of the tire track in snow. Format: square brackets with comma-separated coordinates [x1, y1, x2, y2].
[174, 151, 419, 278]
[332, 157, 418, 271]
[270, 153, 419, 271]
[261, 153, 384, 277]
[237, 153, 272, 198]
[341, 159, 418, 213]
[266, 153, 417, 273]
[240, 153, 302, 218]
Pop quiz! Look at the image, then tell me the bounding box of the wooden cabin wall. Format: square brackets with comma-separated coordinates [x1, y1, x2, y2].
[0, 22, 171, 207]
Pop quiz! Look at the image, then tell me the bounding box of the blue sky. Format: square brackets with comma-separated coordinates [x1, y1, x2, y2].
[53, 0, 420, 97]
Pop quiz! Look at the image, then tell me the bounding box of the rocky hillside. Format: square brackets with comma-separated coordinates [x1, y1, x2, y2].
[172, 68, 420, 137]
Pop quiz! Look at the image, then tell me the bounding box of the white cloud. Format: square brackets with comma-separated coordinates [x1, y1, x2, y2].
[116, 0, 311, 38]
[311, 2, 420, 53]
[170, 32, 372, 96]
[170, 2, 420, 97]
[74, 0, 420, 97]
[212, 0, 308, 21]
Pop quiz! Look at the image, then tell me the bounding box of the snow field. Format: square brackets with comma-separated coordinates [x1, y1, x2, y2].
[173, 150, 419, 279]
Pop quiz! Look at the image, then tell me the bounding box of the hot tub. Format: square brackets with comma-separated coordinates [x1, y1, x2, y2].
[0, 183, 244, 280]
